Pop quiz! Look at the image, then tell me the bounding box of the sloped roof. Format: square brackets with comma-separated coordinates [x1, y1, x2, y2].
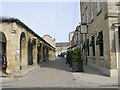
[0, 17, 55, 49]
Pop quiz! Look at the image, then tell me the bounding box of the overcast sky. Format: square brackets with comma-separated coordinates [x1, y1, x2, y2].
[1, 1, 80, 42]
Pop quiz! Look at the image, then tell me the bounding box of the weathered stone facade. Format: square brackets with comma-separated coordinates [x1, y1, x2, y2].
[0, 17, 55, 76]
[81, 1, 120, 77]
[56, 42, 69, 57]
[43, 35, 56, 60]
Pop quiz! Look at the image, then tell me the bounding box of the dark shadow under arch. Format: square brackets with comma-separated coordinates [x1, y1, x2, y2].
[20, 32, 26, 69]
[0, 31, 7, 74]
[28, 39, 33, 65]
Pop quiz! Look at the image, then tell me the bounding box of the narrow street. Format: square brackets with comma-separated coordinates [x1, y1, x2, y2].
[2, 58, 118, 89]
[1, 1, 120, 90]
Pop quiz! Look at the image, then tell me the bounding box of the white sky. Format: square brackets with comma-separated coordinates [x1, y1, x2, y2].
[1, 1, 80, 42]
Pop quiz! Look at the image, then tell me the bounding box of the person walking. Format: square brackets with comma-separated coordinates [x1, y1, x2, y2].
[2, 53, 7, 71]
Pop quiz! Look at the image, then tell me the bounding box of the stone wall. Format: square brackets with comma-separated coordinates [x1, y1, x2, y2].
[0, 18, 55, 75]
[81, 2, 118, 77]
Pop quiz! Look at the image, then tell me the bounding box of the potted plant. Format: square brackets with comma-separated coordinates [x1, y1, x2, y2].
[71, 47, 83, 72]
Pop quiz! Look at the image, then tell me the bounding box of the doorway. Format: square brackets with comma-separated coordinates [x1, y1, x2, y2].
[20, 32, 26, 69]
[28, 39, 33, 65]
[0, 32, 7, 74]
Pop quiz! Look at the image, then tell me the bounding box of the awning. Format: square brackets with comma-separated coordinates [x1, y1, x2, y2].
[96, 33, 103, 45]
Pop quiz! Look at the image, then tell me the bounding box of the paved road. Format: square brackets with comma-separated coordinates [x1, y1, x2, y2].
[2, 58, 119, 89]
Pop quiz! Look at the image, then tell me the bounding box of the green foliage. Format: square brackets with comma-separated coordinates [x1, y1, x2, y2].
[72, 48, 81, 61]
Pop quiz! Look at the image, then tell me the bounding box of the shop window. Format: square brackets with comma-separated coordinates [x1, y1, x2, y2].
[99, 44, 104, 56]
[96, 31, 104, 56]
[86, 39, 89, 56]
[90, 36, 95, 56]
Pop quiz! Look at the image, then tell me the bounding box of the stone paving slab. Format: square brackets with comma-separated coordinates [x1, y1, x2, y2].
[1, 58, 119, 89]
[1, 65, 39, 85]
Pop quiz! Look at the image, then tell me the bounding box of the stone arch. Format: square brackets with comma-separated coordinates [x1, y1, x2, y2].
[20, 32, 27, 69]
[28, 37, 38, 65]
[0, 31, 7, 73]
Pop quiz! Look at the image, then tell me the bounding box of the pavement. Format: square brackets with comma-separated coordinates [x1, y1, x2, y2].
[0, 58, 119, 89]
[1, 65, 40, 84]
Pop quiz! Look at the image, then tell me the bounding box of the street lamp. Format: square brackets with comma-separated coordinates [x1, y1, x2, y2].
[80, 23, 88, 65]
[80, 23, 88, 34]
[76, 24, 88, 65]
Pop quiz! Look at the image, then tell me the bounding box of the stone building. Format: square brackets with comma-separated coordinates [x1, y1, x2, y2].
[70, 27, 81, 49]
[0, 17, 55, 76]
[56, 42, 69, 57]
[43, 35, 56, 60]
[80, 1, 120, 77]
[68, 31, 74, 48]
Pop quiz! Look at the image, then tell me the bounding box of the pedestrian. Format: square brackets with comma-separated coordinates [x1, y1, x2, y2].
[2, 53, 7, 70]
[66, 51, 69, 64]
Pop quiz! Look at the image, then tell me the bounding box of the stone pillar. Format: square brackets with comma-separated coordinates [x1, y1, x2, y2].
[109, 27, 116, 69]
[46, 47, 49, 61]
[44, 47, 47, 61]
[43, 46, 47, 62]
[43, 46, 45, 62]
[6, 34, 19, 75]
[53, 50, 56, 59]
[50, 49, 56, 60]
[32, 42, 37, 65]
[40, 43, 43, 62]
[20, 36, 27, 68]
[115, 26, 119, 69]
[49, 49, 52, 60]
